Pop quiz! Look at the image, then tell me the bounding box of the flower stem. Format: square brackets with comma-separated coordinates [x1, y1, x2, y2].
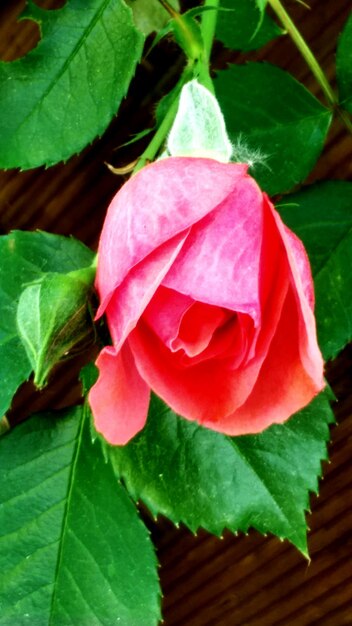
[201, 0, 220, 64]
[133, 66, 193, 174]
[195, 0, 220, 94]
[132, 98, 179, 174]
[133, 1, 221, 174]
[268, 0, 352, 132]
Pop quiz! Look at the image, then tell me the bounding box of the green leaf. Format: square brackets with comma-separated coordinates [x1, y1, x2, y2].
[80, 362, 99, 396]
[126, 0, 180, 35]
[0, 231, 94, 415]
[110, 393, 333, 555]
[0, 335, 31, 419]
[118, 127, 154, 148]
[0, 0, 144, 170]
[217, 0, 282, 52]
[0, 407, 160, 625]
[215, 63, 332, 194]
[17, 270, 95, 388]
[336, 12, 352, 112]
[278, 181, 352, 361]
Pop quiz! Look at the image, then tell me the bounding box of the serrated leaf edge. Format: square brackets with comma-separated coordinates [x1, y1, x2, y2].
[112, 401, 334, 557]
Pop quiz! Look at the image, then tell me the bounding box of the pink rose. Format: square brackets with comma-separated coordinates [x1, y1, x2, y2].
[89, 157, 324, 445]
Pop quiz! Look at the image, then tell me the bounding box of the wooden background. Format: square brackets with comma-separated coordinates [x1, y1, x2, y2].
[1, 1, 351, 624]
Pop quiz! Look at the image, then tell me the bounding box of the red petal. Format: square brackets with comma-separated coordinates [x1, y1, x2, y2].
[96, 158, 248, 315]
[88, 343, 150, 445]
[104, 232, 188, 352]
[210, 288, 324, 435]
[270, 200, 324, 389]
[163, 172, 264, 323]
[129, 188, 290, 425]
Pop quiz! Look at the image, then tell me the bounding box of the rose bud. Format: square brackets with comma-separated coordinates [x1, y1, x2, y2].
[89, 157, 324, 445]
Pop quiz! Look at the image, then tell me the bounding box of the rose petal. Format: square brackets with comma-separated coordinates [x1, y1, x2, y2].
[270, 204, 324, 389]
[144, 286, 233, 358]
[223, 313, 255, 368]
[209, 288, 324, 435]
[146, 295, 253, 368]
[129, 193, 291, 424]
[130, 319, 256, 421]
[282, 223, 315, 308]
[104, 232, 188, 352]
[142, 286, 193, 348]
[96, 158, 248, 315]
[173, 300, 231, 357]
[130, 252, 288, 423]
[129, 277, 286, 423]
[163, 172, 264, 323]
[88, 343, 150, 445]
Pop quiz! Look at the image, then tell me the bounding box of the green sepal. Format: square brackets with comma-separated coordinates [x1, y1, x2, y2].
[167, 79, 232, 161]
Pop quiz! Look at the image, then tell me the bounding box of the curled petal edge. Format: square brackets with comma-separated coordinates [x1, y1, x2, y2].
[88, 342, 150, 446]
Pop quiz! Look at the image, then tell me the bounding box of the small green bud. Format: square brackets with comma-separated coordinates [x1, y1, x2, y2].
[16, 270, 95, 388]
